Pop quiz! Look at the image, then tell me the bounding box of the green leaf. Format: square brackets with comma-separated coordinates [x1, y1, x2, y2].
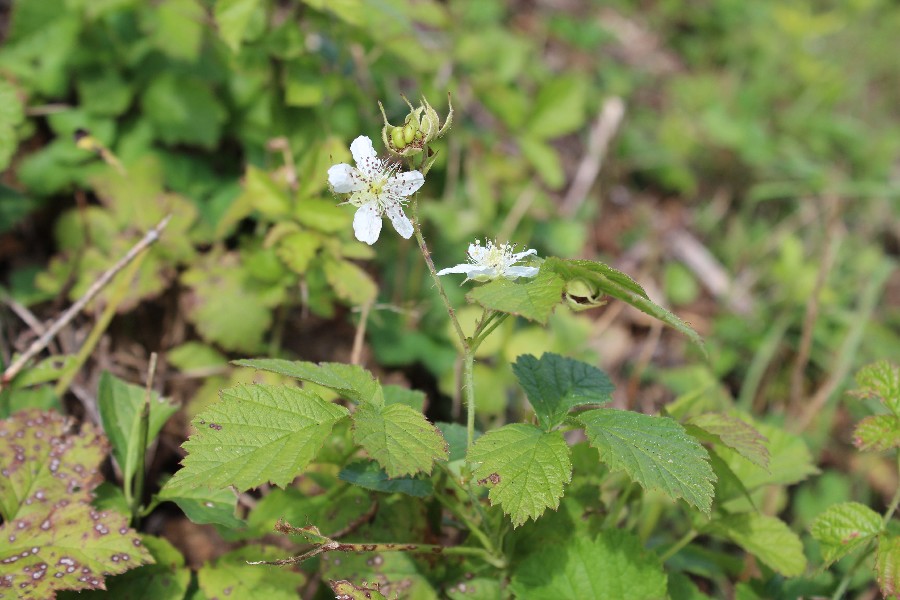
[718, 422, 818, 491]
[519, 137, 565, 189]
[153, 0, 205, 61]
[142, 74, 226, 149]
[294, 198, 351, 233]
[276, 231, 321, 274]
[467, 424, 572, 527]
[233, 358, 381, 405]
[707, 513, 807, 577]
[876, 535, 900, 600]
[214, 0, 263, 51]
[156, 478, 244, 528]
[854, 360, 900, 416]
[352, 402, 447, 478]
[167, 384, 348, 490]
[382, 385, 426, 411]
[544, 257, 705, 352]
[512, 352, 613, 431]
[241, 165, 292, 217]
[686, 413, 769, 469]
[0, 410, 152, 596]
[578, 408, 715, 514]
[852, 414, 900, 452]
[98, 372, 179, 495]
[0, 79, 25, 171]
[198, 546, 305, 598]
[339, 460, 433, 497]
[466, 267, 565, 324]
[527, 75, 588, 139]
[810, 501, 883, 565]
[509, 530, 667, 600]
[323, 256, 377, 306]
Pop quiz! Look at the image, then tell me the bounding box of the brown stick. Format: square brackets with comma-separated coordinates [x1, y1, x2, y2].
[0, 215, 172, 387]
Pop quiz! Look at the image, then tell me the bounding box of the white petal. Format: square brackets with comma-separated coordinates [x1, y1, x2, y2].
[328, 163, 365, 193]
[385, 170, 425, 197]
[385, 202, 414, 239]
[505, 266, 539, 279]
[467, 243, 489, 263]
[511, 248, 537, 262]
[436, 263, 476, 276]
[350, 136, 380, 178]
[353, 202, 383, 245]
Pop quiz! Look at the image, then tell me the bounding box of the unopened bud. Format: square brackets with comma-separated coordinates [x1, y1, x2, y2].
[379, 94, 453, 157]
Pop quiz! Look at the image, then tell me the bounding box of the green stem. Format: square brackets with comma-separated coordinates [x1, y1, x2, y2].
[433, 486, 496, 554]
[463, 349, 476, 448]
[603, 482, 634, 529]
[131, 352, 157, 527]
[658, 529, 698, 563]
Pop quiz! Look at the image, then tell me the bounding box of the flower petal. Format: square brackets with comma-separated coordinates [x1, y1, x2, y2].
[385, 202, 413, 239]
[353, 202, 383, 245]
[385, 170, 425, 197]
[511, 248, 538, 262]
[350, 136, 380, 178]
[328, 163, 365, 193]
[505, 266, 539, 279]
[467, 243, 489, 262]
[436, 263, 476, 276]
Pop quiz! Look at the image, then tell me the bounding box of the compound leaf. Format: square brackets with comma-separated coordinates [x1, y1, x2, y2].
[810, 501, 883, 565]
[466, 424, 572, 527]
[352, 403, 447, 478]
[578, 408, 715, 514]
[168, 384, 348, 491]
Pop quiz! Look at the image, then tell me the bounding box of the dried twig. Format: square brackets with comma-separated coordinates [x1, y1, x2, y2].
[0, 215, 172, 387]
[350, 301, 373, 366]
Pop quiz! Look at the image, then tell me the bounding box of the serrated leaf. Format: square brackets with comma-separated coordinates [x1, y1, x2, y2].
[707, 449, 756, 508]
[167, 384, 349, 491]
[877, 535, 900, 600]
[467, 424, 572, 527]
[687, 413, 769, 469]
[352, 402, 447, 478]
[339, 460, 433, 497]
[233, 358, 381, 405]
[854, 360, 900, 416]
[707, 513, 807, 577]
[466, 268, 565, 324]
[810, 501, 883, 565]
[198, 546, 305, 599]
[382, 385, 425, 411]
[578, 408, 715, 514]
[852, 414, 900, 452]
[98, 372, 179, 495]
[156, 478, 243, 528]
[509, 530, 667, 600]
[512, 353, 613, 431]
[0, 410, 152, 596]
[544, 257, 705, 353]
[214, 0, 263, 51]
[322, 256, 377, 306]
[329, 580, 390, 600]
[719, 421, 818, 491]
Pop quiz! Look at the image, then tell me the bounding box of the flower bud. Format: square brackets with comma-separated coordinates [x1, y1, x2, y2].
[390, 126, 407, 149]
[379, 94, 453, 157]
[564, 278, 606, 311]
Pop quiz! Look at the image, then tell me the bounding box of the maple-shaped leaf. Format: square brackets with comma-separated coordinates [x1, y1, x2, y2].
[512, 353, 613, 431]
[233, 358, 381, 405]
[686, 412, 769, 469]
[0, 410, 151, 597]
[352, 403, 447, 478]
[578, 408, 715, 514]
[810, 501, 883, 565]
[466, 424, 572, 527]
[167, 384, 349, 491]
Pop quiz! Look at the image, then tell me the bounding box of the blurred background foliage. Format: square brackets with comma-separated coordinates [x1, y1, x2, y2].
[0, 0, 899, 593]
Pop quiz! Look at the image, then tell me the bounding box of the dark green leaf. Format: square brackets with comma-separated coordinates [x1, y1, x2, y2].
[339, 460, 433, 497]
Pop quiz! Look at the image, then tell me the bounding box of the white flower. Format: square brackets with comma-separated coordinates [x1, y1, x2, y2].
[437, 239, 539, 282]
[327, 135, 424, 245]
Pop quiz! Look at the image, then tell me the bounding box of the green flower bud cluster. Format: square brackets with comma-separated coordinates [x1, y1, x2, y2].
[379, 94, 453, 158]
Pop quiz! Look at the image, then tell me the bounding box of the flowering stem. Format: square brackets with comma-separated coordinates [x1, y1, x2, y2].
[463, 349, 476, 448]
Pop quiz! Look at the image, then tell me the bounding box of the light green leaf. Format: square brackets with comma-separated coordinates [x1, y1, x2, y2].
[153, 0, 205, 61]
[519, 137, 565, 189]
[578, 408, 715, 514]
[167, 384, 349, 490]
[276, 231, 321, 274]
[544, 257, 705, 353]
[156, 478, 243, 528]
[854, 360, 900, 416]
[509, 530, 667, 599]
[467, 424, 572, 527]
[466, 267, 565, 324]
[294, 198, 351, 233]
[876, 535, 900, 600]
[233, 358, 381, 405]
[98, 372, 179, 495]
[382, 385, 426, 411]
[810, 501, 883, 565]
[142, 74, 226, 149]
[853, 414, 900, 452]
[512, 352, 613, 431]
[323, 256, 377, 306]
[198, 546, 305, 599]
[330, 581, 390, 600]
[214, 0, 263, 51]
[339, 460, 433, 497]
[241, 165, 292, 217]
[719, 421, 818, 491]
[0, 79, 25, 171]
[352, 402, 447, 478]
[687, 413, 769, 469]
[707, 513, 807, 577]
[527, 75, 588, 139]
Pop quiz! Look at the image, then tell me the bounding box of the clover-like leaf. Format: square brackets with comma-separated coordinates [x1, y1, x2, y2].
[0, 410, 151, 596]
[509, 530, 667, 600]
[466, 424, 572, 527]
[707, 513, 807, 577]
[876, 535, 900, 600]
[854, 360, 900, 416]
[810, 501, 883, 565]
[687, 413, 769, 469]
[578, 408, 715, 514]
[233, 358, 381, 406]
[466, 268, 565, 324]
[852, 414, 900, 452]
[167, 384, 349, 491]
[352, 403, 447, 478]
[512, 353, 613, 431]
